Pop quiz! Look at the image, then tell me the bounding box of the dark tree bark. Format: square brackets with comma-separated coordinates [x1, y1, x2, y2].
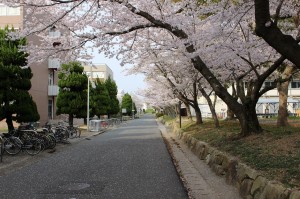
[193, 103, 203, 125]
[6, 114, 14, 132]
[69, 114, 74, 127]
[183, 102, 193, 122]
[254, 0, 300, 67]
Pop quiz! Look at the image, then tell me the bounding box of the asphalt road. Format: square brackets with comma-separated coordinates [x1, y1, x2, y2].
[0, 115, 188, 199]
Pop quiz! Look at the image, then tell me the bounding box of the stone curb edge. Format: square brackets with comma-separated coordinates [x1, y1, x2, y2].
[158, 118, 300, 199]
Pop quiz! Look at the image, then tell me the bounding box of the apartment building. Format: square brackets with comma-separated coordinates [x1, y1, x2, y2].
[194, 80, 300, 118]
[257, 81, 300, 115]
[0, 4, 60, 125]
[83, 63, 114, 82]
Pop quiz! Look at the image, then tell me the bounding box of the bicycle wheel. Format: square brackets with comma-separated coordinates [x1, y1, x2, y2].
[3, 138, 21, 155]
[47, 134, 56, 149]
[77, 128, 81, 138]
[68, 128, 78, 139]
[25, 139, 42, 155]
[0, 136, 3, 162]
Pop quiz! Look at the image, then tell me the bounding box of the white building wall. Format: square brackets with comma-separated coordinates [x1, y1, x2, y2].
[194, 81, 300, 119]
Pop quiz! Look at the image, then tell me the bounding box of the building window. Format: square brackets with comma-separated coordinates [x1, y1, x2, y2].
[93, 72, 105, 78]
[0, 4, 20, 16]
[0, 5, 6, 15]
[291, 81, 300, 88]
[264, 81, 276, 87]
[49, 72, 54, 85]
[48, 99, 53, 120]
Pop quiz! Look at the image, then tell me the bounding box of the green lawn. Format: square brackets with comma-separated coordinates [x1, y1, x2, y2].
[166, 117, 300, 188]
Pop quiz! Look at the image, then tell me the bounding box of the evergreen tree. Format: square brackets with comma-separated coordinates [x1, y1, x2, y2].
[0, 27, 39, 131]
[90, 78, 111, 118]
[121, 93, 136, 116]
[104, 76, 120, 118]
[56, 61, 87, 126]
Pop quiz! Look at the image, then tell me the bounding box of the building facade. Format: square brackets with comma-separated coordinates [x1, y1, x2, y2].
[195, 80, 300, 118]
[0, 4, 60, 125]
[83, 63, 114, 82]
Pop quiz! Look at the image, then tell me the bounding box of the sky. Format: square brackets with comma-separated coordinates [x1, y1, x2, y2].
[91, 53, 146, 95]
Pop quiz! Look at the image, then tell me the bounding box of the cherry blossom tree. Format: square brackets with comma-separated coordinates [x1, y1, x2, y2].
[138, 79, 179, 118]
[127, 47, 221, 126]
[2, 0, 298, 136]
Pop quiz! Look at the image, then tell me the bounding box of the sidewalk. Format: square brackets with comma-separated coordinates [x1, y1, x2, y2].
[158, 121, 242, 199]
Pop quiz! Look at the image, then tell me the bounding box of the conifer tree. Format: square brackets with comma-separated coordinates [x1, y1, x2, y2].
[56, 61, 87, 126]
[121, 93, 135, 116]
[0, 27, 39, 131]
[90, 78, 111, 118]
[104, 76, 120, 118]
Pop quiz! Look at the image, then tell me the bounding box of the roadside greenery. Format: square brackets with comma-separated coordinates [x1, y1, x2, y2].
[57, 62, 120, 122]
[166, 117, 300, 188]
[145, 108, 155, 114]
[90, 79, 111, 118]
[121, 93, 136, 116]
[0, 27, 39, 131]
[56, 61, 88, 126]
[104, 76, 120, 118]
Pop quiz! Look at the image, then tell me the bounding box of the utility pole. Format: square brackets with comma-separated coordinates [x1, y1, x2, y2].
[132, 99, 134, 119]
[179, 101, 182, 128]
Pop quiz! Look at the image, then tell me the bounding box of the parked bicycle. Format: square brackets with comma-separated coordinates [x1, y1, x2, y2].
[2, 130, 42, 155]
[18, 123, 56, 151]
[0, 135, 3, 162]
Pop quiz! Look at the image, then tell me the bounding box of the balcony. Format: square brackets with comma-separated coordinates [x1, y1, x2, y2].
[48, 58, 60, 69]
[48, 85, 59, 96]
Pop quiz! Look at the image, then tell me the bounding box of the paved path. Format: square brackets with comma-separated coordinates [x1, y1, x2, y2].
[0, 115, 187, 199]
[0, 115, 242, 199]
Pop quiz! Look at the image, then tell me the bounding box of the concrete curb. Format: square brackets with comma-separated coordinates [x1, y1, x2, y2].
[158, 121, 242, 199]
[159, 118, 300, 199]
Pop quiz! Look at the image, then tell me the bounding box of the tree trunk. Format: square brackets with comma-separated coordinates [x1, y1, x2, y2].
[277, 65, 295, 126]
[237, 104, 262, 137]
[277, 82, 289, 126]
[176, 102, 180, 121]
[199, 87, 219, 127]
[226, 82, 237, 120]
[6, 114, 14, 132]
[194, 105, 203, 124]
[184, 102, 193, 122]
[227, 108, 235, 120]
[69, 114, 74, 127]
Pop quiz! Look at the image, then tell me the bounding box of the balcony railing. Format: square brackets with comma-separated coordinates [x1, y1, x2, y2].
[48, 58, 60, 69]
[48, 85, 59, 96]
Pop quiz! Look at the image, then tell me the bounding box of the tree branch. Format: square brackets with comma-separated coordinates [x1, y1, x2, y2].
[106, 24, 157, 35]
